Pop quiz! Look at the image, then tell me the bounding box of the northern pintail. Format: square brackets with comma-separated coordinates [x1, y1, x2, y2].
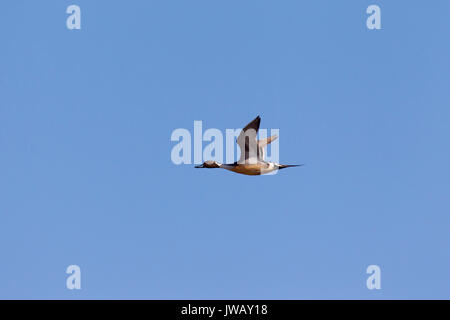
[195, 116, 302, 175]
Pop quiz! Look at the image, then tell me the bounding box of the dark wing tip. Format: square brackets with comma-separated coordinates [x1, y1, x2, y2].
[242, 115, 261, 133]
[251, 115, 261, 124]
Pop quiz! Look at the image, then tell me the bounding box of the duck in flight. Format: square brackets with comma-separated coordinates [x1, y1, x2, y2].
[195, 116, 302, 175]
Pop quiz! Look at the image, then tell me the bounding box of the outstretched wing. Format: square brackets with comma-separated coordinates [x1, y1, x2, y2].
[257, 134, 278, 161]
[237, 116, 261, 164]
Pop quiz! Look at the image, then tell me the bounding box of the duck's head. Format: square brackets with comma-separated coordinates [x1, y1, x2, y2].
[195, 160, 221, 168]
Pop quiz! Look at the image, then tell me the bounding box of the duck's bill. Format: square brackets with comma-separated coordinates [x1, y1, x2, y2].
[195, 164, 204, 168]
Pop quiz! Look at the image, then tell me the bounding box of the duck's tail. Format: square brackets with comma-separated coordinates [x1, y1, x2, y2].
[278, 164, 304, 169]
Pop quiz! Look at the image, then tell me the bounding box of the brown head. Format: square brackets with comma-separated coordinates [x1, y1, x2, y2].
[195, 160, 221, 168]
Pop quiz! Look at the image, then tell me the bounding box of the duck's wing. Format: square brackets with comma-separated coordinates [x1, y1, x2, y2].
[237, 116, 261, 164]
[257, 134, 278, 161]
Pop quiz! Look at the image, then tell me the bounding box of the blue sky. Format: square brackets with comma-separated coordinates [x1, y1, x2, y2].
[1, 0, 449, 299]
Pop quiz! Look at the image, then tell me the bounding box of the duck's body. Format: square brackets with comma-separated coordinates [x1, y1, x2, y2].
[198, 161, 300, 175]
[220, 161, 276, 176]
[195, 116, 302, 176]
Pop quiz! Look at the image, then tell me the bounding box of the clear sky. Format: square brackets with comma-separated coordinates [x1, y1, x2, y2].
[1, 0, 449, 299]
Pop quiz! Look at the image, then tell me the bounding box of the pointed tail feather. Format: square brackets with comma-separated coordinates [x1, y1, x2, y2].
[278, 164, 304, 169]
